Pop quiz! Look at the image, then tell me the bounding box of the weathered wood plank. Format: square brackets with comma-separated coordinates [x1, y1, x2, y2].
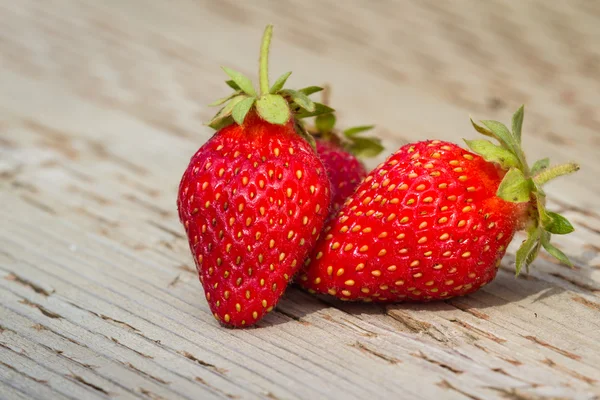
[1, 0, 600, 399]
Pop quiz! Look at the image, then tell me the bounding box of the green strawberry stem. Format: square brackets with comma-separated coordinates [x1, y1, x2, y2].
[468, 106, 580, 274]
[206, 25, 334, 143]
[533, 162, 580, 186]
[259, 25, 273, 96]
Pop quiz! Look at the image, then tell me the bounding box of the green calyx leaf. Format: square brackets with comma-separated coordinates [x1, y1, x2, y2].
[315, 113, 336, 133]
[480, 120, 520, 155]
[511, 105, 524, 144]
[470, 118, 496, 139]
[204, 26, 330, 147]
[344, 125, 375, 137]
[302, 81, 381, 158]
[269, 71, 292, 94]
[209, 116, 234, 131]
[525, 240, 543, 273]
[531, 158, 550, 175]
[295, 102, 335, 119]
[464, 139, 520, 169]
[209, 91, 242, 107]
[515, 227, 541, 275]
[208, 94, 248, 129]
[225, 80, 241, 91]
[298, 86, 324, 96]
[232, 97, 256, 125]
[468, 105, 579, 273]
[496, 168, 533, 203]
[515, 226, 574, 275]
[342, 125, 382, 158]
[542, 210, 575, 235]
[541, 232, 573, 267]
[222, 67, 257, 97]
[532, 193, 576, 267]
[347, 136, 384, 158]
[280, 89, 315, 112]
[469, 106, 529, 174]
[256, 94, 290, 125]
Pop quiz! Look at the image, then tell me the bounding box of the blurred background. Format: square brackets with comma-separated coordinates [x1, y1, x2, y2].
[1, 3, 600, 399]
[1, 0, 599, 213]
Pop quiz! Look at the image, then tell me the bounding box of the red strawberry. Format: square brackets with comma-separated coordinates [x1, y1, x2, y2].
[299, 106, 579, 302]
[309, 107, 384, 215]
[178, 25, 332, 327]
[316, 139, 367, 214]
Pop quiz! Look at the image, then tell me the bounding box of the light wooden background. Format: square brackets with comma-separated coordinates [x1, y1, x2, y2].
[1, 1, 600, 399]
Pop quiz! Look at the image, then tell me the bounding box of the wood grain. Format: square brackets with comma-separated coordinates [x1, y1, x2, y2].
[1, 1, 599, 399]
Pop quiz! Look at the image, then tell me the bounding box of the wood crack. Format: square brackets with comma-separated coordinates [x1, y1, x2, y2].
[576, 219, 600, 236]
[180, 351, 227, 375]
[437, 379, 482, 400]
[19, 194, 57, 215]
[338, 317, 378, 338]
[110, 337, 154, 359]
[18, 299, 62, 319]
[167, 274, 183, 288]
[386, 309, 449, 343]
[0, 360, 49, 384]
[67, 373, 110, 395]
[147, 221, 186, 240]
[121, 361, 171, 385]
[449, 318, 506, 343]
[123, 194, 171, 218]
[549, 272, 600, 293]
[194, 376, 240, 399]
[447, 299, 490, 320]
[489, 387, 569, 400]
[412, 351, 463, 374]
[100, 314, 140, 332]
[67, 301, 142, 333]
[571, 295, 600, 311]
[5, 272, 54, 297]
[138, 387, 166, 400]
[523, 336, 581, 361]
[351, 342, 400, 365]
[541, 358, 596, 385]
[37, 342, 98, 369]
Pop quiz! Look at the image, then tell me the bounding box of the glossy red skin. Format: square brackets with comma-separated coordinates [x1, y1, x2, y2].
[178, 113, 330, 327]
[300, 140, 527, 302]
[316, 140, 367, 216]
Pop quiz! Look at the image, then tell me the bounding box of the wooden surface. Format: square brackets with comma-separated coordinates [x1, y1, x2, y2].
[1, 1, 600, 399]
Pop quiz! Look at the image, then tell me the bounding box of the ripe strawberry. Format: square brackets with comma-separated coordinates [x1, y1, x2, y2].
[309, 104, 384, 215]
[178, 25, 332, 327]
[299, 106, 579, 302]
[315, 139, 367, 214]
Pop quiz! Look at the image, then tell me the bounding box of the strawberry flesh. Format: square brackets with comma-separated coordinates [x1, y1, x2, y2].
[316, 140, 367, 216]
[179, 113, 330, 326]
[300, 140, 528, 302]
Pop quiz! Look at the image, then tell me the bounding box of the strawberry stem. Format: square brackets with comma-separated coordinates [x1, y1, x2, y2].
[468, 106, 580, 272]
[259, 25, 273, 96]
[533, 162, 580, 186]
[207, 25, 331, 131]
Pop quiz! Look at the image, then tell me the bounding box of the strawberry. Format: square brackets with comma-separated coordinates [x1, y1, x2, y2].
[299, 106, 579, 302]
[315, 139, 367, 214]
[308, 97, 384, 215]
[178, 25, 332, 327]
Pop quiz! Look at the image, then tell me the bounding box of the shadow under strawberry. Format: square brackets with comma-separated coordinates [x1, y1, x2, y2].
[259, 251, 598, 328]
